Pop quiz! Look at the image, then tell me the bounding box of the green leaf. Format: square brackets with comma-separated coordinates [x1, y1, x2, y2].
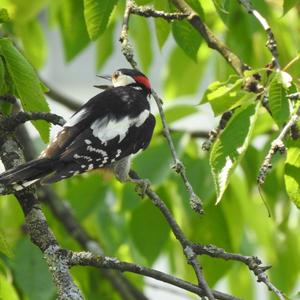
[12, 238, 55, 300]
[283, 0, 299, 15]
[0, 229, 13, 258]
[200, 75, 256, 116]
[95, 192, 127, 254]
[212, 0, 230, 24]
[228, 264, 254, 299]
[13, 0, 49, 22]
[0, 38, 50, 142]
[0, 57, 5, 94]
[130, 200, 170, 265]
[190, 201, 232, 285]
[172, 20, 202, 61]
[154, 0, 170, 49]
[268, 72, 290, 127]
[65, 174, 107, 220]
[164, 45, 209, 98]
[0, 8, 9, 23]
[135, 0, 153, 4]
[16, 19, 47, 69]
[133, 133, 185, 185]
[284, 140, 300, 208]
[271, 229, 300, 292]
[130, 17, 153, 72]
[58, 0, 90, 61]
[0, 274, 19, 300]
[210, 103, 260, 204]
[96, 21, 115, 70]
[84, 0, 118, 40]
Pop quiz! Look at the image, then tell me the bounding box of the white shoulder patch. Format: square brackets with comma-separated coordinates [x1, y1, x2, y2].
[135, 110, 150, 127]
[65, 108, 88, 127]
[91, 109, 150, 144]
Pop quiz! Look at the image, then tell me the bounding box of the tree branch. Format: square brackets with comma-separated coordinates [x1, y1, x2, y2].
[130, 2, 188, 20]
[16, 122, 149, 300]
[202, 111, 233, 151]
[40, 187, 149, 300]
[193, 244, 286, 300]
[1, 112, 66, 131]
[238, 0, 280, 69]
[129, 170, 215, 300]
[257, 104, 300, 185]
[0, 114, 83, 299]
[120, 0, 203, 214]
[45, 84, 80, 111]
[119, 0, 138, 68]
[67, 251, 240, 300]
[171, 0, 249, 76]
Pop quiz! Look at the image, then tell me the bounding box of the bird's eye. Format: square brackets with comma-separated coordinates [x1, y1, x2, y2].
[113, 71, 121, 79]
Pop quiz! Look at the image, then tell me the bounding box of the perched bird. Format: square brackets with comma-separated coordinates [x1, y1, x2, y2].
[0, 68, 155, 191]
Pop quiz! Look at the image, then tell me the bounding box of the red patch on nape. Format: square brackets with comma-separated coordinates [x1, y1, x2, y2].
[134, 75, 151, 90]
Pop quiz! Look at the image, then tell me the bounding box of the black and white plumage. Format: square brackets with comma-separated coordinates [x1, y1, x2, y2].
[0, 69, 155, 191]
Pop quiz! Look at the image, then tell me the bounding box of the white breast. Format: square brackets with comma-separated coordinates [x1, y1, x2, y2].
[91, 109, 150, 144]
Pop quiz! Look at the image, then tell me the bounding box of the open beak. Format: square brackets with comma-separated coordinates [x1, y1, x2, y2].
[94, 74, 113, 90]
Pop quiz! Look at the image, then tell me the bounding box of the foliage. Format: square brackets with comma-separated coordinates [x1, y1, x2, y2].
[0, 0, 299, 299]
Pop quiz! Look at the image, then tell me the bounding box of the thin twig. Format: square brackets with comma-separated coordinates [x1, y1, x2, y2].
[202, 111, 233, 151]
[288, 92, 300, 101]
[257, 104, 300, 185]
[120, 2, 214, 296]
[169, 128, 209, 139]
[1, 112, 66, 131]
[151, 90, 203, 213]
[193, 244, 286, 300]
[46, 85, 80, 111]
[238, 0, 280, 70]
[120, 0, 203, 213]
[119, 0, 138, 68]
[129, 170, 215, 300]
[67, 251, 240, 300]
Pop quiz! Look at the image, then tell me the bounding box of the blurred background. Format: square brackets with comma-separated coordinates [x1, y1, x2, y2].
[0, 0, 299, 299]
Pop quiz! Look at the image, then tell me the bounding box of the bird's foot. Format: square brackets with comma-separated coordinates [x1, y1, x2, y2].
[128, 177, 151, 198]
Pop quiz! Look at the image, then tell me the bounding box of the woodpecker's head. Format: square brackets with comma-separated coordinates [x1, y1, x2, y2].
[96, 69, 151, 95]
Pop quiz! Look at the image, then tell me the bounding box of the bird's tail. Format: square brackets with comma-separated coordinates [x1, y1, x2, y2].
[0, 158, 55, 191]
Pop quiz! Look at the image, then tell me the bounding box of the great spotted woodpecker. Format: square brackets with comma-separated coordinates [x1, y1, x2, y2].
[0, 69, 155, 191]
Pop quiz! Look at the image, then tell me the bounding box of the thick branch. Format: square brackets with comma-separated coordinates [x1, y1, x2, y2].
[40, 188, 149, 300]
[171, 0, 249, 76]
[1, 112, 66, 131]
[0, 123, 83, 299]
[130, 2, 188, 20]
[67, 251, 240, 300]
[16, 123, 149, 300]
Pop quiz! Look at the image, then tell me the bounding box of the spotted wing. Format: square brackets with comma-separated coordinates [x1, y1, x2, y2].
[41, 112, 155, 184]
